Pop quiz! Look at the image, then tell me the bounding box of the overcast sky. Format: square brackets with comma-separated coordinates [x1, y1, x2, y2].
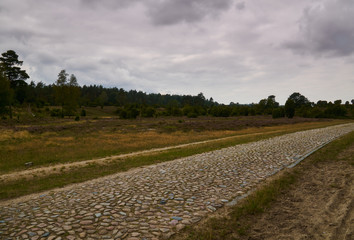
[1, 0, 353, 104]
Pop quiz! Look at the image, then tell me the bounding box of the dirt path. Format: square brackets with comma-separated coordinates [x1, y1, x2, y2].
[244, 145, 354, 240]
[0, 130, 281, 183]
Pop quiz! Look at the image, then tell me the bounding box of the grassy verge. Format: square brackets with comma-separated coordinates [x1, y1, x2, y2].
[0, 121, 352, 200]
[174, 130, 354, 240]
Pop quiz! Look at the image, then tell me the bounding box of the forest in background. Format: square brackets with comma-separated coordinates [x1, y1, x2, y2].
[1, 50, 353, 120]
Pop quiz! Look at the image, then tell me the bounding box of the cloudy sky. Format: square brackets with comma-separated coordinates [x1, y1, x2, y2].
[1, 0, 353, 104]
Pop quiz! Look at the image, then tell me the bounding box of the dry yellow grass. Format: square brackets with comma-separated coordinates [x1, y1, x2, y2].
[0, 130, 31, 142]
[0, 128, 239, 173]
[0, 119, 348, 174]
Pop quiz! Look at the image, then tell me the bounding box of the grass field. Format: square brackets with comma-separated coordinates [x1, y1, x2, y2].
[0, 114, 351, 200]
[0, 114, 344, 174]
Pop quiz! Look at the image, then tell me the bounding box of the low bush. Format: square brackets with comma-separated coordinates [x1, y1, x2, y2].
[50, 108, 62, 117]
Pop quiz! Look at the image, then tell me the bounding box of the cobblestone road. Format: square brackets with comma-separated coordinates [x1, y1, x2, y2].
[1, 123, 353, 240]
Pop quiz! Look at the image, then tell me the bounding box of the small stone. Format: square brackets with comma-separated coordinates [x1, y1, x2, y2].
[115, 231, 123, 238]
[169, 220, 178, 225]
[80, 220, 93, 225]
[25, 162, 33, 167]
[171, 216, 183, 221]
[42, 232, 50, 237]
[160, 228, 169, 233]
[191, 217, 201, 223]
[38, 223, 46, 228]
[176, 223, 185, 231]
[207, 206, 216, 212]
[63, 225, 72, 231]
[131, 232, 140, 237]
[98, 229, 108, 235]
[181, 219, 191, 224]
[95, 213, 102, 218]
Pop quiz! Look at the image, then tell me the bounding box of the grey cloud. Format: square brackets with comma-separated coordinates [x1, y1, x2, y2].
[1, 0, 353, 104]
[285, 0, 354, 57]
[236, 1, 245, 10]
[28, 52, 59, 66]
[0, 29, 32, 46]
[147, 0, 233, 25]
[80, 0, 140, 9]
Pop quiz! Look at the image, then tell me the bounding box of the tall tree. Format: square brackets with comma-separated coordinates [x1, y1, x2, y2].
[0, 50, 30, 104]
[288, 92, 310, 108]
[266, 95, 279, 109]
[54, 70, 80, 116]
[257, 95, 279, 115]
[0, 70, 13, 117]
[0, 50, 29, 88]
[67, 74, 80, 113]
[54, 69, 68, 115]
[285, 99, 295, 118]
[56, 69, 68, 86]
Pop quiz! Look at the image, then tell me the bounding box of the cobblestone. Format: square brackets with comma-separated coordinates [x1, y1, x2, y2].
[0, 123, 353, 239]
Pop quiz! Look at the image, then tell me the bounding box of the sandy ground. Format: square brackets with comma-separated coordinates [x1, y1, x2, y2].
[243, 145, 354, 240]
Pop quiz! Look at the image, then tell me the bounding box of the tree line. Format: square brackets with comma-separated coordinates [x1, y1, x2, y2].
[1, 50, 353, 119]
